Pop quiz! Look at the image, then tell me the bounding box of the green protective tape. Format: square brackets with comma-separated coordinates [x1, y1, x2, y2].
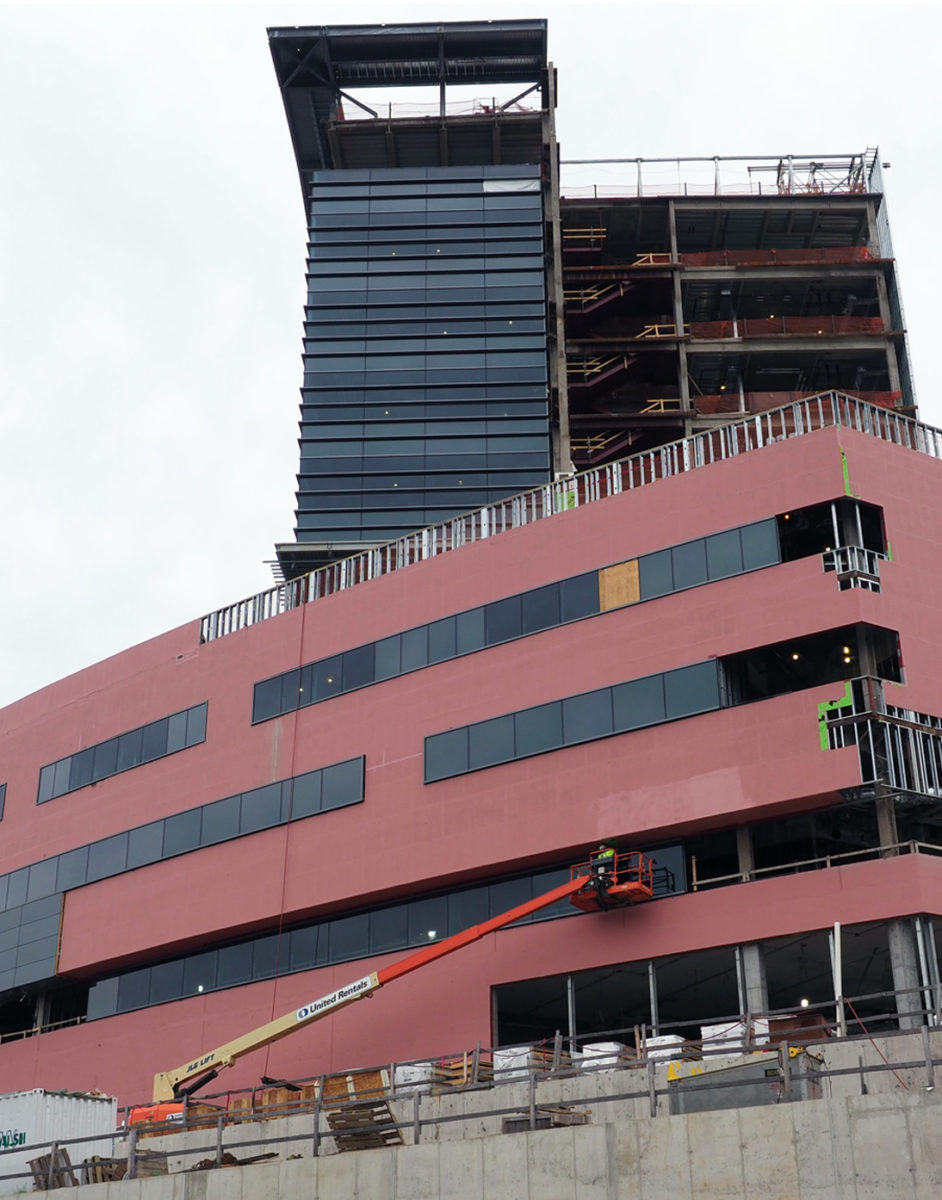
[817, 680, 854, 751]
[840, 447, 855, 497]
[886, 540, 893, 562]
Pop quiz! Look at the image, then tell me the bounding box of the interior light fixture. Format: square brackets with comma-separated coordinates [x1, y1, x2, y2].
[800, 997, 810, 1008]
[197, 985, 204, 993]
[427, 930, 437, 939]
[791, 652, 800, 661]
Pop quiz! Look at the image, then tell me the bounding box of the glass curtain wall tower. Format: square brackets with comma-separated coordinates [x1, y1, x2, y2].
[268, 22, 564, 579]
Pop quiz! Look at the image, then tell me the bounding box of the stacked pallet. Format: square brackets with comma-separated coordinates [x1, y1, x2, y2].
[322, 1068, 390, 1107]
[431, 1049, 494, 1092]
[325, 1099, 403, 1152]
[228, 1084, 318, 1123]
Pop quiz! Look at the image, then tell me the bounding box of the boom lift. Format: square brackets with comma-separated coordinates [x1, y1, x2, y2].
[134, 851, 653, 1122]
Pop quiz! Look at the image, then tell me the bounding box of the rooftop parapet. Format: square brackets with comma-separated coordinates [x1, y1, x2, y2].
[202, 393, 942, 644]
[561, 151, 883, 200]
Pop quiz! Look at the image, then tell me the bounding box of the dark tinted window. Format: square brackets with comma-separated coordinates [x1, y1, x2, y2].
[374, 635, 401, 681]
[425, 728, 469, 782]
[514, 702, 563, 758]
[182, 951, 217, 997]
[127, 822, 164, 869]
[671, 540, 708, 591]
[162, 809, 202, 857]
[141, 719, 169, 763]
[705, 529, 743, 580]
[167, 711, 188, 754]
[664, 662, 720, 720]
[401, 627, 429, 672]
[118, 968, 151, 1012]
[69, 750, 94, 791]
[563, 690, 613, 745]
[613, 675, 666, 732]
[408, 895, 448, 945]
[26, 859, 58, 903]
[485, 596, 522, 644]
[56, 846, 89, 892]
[150, 960, 185, 1005]
[290, 771, 322, 820]
[639, 550, 673, 600]
[186, 704, 207, 746]
[456, 608, 486, 654]
[741, 519, 780, 570]
[428, 617, 457, 664]
[370, 905, 409, 953]
[468, 716, 515, 770]
[86, 834, 128, 883]
[343, 644, 375, 690]
[92, 739, 118, 783]
[253, 677, 283, 722]
[217, 943, 254, 988]
[522, 584, 559, 633]
[322, 758, 364, 810]
[241, 784, 282, 834]
[201, 795, 241, 846]
[252, 935, 280, 981]
[313, 657, 343, 701]
[329, 914, 370, 962]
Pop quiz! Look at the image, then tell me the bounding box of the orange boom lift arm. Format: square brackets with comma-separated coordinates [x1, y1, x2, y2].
[145, 851, 653, 1108]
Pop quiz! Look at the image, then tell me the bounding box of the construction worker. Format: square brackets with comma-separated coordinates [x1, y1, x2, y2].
[591, 843, 616, 877]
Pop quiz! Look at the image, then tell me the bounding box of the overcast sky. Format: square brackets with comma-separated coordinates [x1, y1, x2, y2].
[1, 1, 940, 709]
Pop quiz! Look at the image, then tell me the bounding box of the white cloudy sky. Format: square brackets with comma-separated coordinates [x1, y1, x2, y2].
[1, 0, 939, 709]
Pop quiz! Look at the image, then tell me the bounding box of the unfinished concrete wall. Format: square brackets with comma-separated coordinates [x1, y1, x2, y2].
[75, 1089, 942, 1200]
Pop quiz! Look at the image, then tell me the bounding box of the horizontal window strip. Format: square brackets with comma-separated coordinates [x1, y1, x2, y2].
[253, 517, 780, 725]
[0, 757, 364, 916]
[424, 663, 722, 782]
[85, 845, 685, 1020]
[37, 703, 209, 804]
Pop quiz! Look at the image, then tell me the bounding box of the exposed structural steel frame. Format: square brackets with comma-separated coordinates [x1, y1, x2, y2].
[268, 20, 550, 182]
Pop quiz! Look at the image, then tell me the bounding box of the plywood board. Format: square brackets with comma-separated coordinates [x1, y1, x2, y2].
[599, 560, 640, 610]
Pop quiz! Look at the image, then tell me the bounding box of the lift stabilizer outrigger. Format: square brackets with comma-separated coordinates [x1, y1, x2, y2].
[138, 851, 654, 1118]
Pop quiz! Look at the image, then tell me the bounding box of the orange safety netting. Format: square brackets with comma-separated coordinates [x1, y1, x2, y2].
[694, 390, 901, 416]
[689, 316, 885, 339]
[681, 247, 874, 267]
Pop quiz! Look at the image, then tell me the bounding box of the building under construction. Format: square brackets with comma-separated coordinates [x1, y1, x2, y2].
[0, 21, 939, 1122]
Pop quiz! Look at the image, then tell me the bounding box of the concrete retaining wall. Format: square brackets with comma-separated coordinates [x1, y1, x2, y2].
[76, 1090, 942, 1199]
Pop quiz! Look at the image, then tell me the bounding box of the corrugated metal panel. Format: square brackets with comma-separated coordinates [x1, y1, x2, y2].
[0, 1090, 117, 1194]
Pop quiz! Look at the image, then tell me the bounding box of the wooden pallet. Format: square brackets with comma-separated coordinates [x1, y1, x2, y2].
[502, 1106, 590, 1135]
[431, 1049, 494, 1092]
[84, 1152, 167, 1183]
[529, 1046, 572, 1074]
[84, 1156, 127, 1184]
[229, 1084, 318, 1122]
[322, 1068, 390, 1108]
[325, 1099, 403, 1152]
[29, 1148, 78, 1190]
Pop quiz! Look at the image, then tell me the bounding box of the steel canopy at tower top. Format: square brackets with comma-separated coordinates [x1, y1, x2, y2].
[268, 20, 551, 182]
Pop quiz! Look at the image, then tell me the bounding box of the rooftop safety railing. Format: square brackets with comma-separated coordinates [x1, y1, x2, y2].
[559, 151, 879, 200]
[337, 96, 538, 121]
[200, 393, 942, 643]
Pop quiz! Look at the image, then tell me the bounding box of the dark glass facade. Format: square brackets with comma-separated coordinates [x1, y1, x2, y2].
[253, 516, 781, 723]
[297, 164, 551, 547]
[86, 847, 684, 1021]
[37, 703, 208, 804]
